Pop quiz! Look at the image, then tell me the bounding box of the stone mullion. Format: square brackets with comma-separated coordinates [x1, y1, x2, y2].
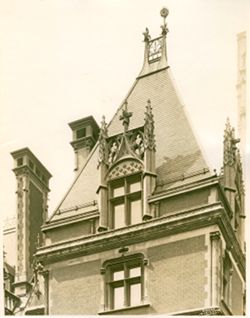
[41, 270, 49, 315]
[143, 149, 156, 220]
[210, 231, 221, 307]
[97, 163, 108, 231]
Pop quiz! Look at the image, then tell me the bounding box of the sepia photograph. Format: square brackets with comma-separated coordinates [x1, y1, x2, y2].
[1, 0, 248, 315]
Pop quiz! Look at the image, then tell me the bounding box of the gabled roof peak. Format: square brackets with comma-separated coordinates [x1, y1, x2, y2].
[139, 8, 169, 78]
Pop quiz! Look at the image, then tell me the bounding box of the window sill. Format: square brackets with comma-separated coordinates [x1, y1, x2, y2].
[98, 303, 150, 315]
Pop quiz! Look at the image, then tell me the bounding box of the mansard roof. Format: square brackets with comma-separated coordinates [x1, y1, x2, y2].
[48, 12, 211, 223]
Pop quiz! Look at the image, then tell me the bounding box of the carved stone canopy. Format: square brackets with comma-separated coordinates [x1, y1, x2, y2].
[98, 100, 155, 171]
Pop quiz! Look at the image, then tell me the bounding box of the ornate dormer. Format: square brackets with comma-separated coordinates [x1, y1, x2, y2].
[139, 8, 169, 78]
[97, 100, 156, 231]
[222, 118, 245, 248]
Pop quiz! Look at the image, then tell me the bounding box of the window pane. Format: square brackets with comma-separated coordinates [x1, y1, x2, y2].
[129, 266, 141, 278]
[130, 283, 141, 306]
[129, 181, 141, 193]
[113, 186, 125, 197]
[130, 200, 141, 225]
[113, 270, 124, 281]
[114, 286, 124, 309]
[114, 203, 125, 228]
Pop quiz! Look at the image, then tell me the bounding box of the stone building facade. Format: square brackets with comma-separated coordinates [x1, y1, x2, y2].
[3, 8, 245, 316]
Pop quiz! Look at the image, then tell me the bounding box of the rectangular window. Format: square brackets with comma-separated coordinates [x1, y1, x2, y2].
[28, 160, 34, 170]
[76, 127, 86, 139]
[113, 203, 125, 229]
[130, 199, 141, 225]
[17, 157, 23, 167]
[109, 174, 142, 229]
[105, 257, 144, 310]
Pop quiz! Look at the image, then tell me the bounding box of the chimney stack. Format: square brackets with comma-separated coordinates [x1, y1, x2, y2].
[69, 116, 99, 174]
[11, 148, 52, 297]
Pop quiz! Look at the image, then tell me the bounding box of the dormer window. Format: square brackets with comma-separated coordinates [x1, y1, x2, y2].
[97, 101, 156, 232]
[109, 174, 142, 229]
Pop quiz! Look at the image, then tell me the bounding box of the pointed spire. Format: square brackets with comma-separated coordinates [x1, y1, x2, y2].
[144, 99, 156, 151]
[98, 116, 108, 166]
[119, 101, 133, 133]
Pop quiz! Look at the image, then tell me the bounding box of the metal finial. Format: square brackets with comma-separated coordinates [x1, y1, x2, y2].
[160, 7, 169, 21]
[160, 7, 169, 35]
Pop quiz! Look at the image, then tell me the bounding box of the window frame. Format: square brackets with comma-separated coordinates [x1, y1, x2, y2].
[108, 173, 143, 229]
[103, 254, 146, 311]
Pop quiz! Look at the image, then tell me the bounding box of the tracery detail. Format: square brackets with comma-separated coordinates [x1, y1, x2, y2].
[98, 100, 156, 170]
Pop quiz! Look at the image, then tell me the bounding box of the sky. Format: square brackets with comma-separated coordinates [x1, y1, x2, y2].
[0, 0, 249, 222]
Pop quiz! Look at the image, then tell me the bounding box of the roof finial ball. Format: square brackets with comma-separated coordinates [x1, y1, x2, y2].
[160, 7, 169, 35]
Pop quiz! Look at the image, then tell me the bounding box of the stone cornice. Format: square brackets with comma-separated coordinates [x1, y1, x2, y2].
[42, 210, 99, 232]
[70, 136, 95, 151]
[12, 166, 50, 192]
[36, 202, 245, 276]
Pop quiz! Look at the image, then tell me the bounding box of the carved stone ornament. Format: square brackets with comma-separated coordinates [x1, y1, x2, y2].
[119, 101, 132, 133]
[144, 99, 156, 151]
[210, 231, 221, 241]
[235, 149, 245, 195]
[148, 38, 163, 62]
[199, 307, 222, 315]
[223, 118, 240, 167]
[108, 159, 143, 180]
[143, 27, 151, 42]
[107, 128, 145, 167]
[98, 116, 109, 166]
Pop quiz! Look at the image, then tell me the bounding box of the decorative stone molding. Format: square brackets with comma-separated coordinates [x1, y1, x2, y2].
[70, 136, 94, 151]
